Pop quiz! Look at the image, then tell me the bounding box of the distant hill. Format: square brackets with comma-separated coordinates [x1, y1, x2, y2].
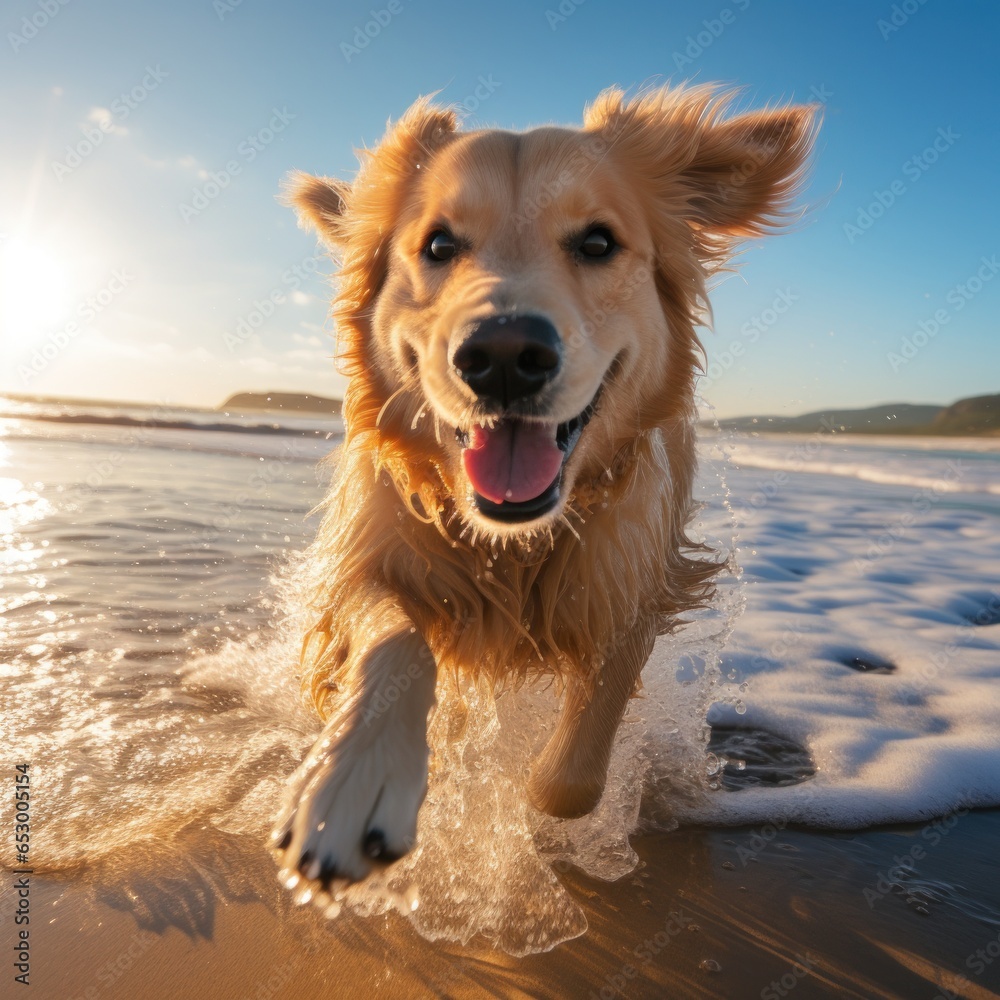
[712, 393, 1000, 437]
[220, 391, 341, 415]
[929, 394, 1000, 435]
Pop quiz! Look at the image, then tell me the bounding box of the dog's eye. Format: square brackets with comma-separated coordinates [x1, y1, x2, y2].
[424, 230, 457, 262]
[578, 227, 616, 258]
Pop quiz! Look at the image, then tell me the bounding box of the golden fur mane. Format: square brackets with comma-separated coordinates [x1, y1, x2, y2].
[288, 85, 818, 715]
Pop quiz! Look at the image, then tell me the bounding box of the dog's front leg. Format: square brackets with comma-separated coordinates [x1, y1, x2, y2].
[273, 605, 436, 891]
[528, 618, 656, 819]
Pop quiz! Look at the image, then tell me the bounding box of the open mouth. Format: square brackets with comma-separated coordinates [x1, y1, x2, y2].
[455, 389, 602, 523]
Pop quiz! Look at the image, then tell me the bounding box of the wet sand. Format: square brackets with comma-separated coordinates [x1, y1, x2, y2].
[13, 810, 1000, 1000]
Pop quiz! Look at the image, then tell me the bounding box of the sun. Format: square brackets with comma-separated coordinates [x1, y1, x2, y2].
[0, 234, 81, 342]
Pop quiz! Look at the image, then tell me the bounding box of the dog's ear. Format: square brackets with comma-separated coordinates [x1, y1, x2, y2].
[282, 98, 457, 254]
[679, 105, 819, 237]
[585, 86, 819, 242]
[282, 172, 351, 250]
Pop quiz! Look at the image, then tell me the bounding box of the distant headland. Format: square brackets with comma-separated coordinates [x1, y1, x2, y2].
[219, 391, 342, 415]
[710, 393, 1000, 437]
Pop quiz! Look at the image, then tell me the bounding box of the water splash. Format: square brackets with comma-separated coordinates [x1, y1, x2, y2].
[0, 442, 744, 956]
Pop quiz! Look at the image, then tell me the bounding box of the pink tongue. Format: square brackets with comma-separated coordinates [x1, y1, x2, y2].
[462, 421, 563, 504]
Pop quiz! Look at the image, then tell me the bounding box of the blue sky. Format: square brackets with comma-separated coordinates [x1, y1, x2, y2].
[1, 0, 997, 418]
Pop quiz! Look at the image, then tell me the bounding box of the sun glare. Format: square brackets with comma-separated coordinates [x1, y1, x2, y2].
[0, 235, 81, 342]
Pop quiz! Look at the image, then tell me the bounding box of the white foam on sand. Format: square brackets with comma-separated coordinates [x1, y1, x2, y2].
[680, 433, 1000, 830]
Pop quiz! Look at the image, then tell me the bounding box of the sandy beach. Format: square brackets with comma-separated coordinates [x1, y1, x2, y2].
[18, 813, 1000, 999]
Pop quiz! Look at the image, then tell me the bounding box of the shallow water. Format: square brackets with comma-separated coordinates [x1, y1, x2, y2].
[1, 400, 998, 955]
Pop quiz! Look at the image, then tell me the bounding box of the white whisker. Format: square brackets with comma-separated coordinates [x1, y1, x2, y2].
[410, 402, 428, 430]
[376, 384, 407, 428]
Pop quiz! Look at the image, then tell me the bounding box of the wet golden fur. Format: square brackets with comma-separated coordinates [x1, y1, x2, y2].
[287, 84, 818, 719]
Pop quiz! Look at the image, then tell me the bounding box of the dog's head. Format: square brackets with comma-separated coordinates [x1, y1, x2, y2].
[287, 86, 818, 535]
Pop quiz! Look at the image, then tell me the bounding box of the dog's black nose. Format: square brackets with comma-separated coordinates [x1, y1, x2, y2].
[453, 315, 561, 406]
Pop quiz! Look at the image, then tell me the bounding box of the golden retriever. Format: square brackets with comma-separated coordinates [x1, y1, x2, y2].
[272, 84, 818, 895]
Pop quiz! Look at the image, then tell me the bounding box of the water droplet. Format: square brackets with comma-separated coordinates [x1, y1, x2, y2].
[699, 959, 722, 973]
[727, 669, 737, 681]
[735, 700, 747, 715]
[721, 860, 735, 871]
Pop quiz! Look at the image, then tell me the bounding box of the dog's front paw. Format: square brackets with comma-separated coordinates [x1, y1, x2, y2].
[272, 711, 429, 895]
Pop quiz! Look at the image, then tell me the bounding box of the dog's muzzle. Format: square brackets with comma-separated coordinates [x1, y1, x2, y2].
[450, 313, 602, 524]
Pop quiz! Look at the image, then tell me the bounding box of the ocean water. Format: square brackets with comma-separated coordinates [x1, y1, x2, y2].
[1, 398, 998, 955]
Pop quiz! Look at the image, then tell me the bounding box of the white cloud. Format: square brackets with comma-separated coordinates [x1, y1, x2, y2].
[87, 106, 128, 136]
